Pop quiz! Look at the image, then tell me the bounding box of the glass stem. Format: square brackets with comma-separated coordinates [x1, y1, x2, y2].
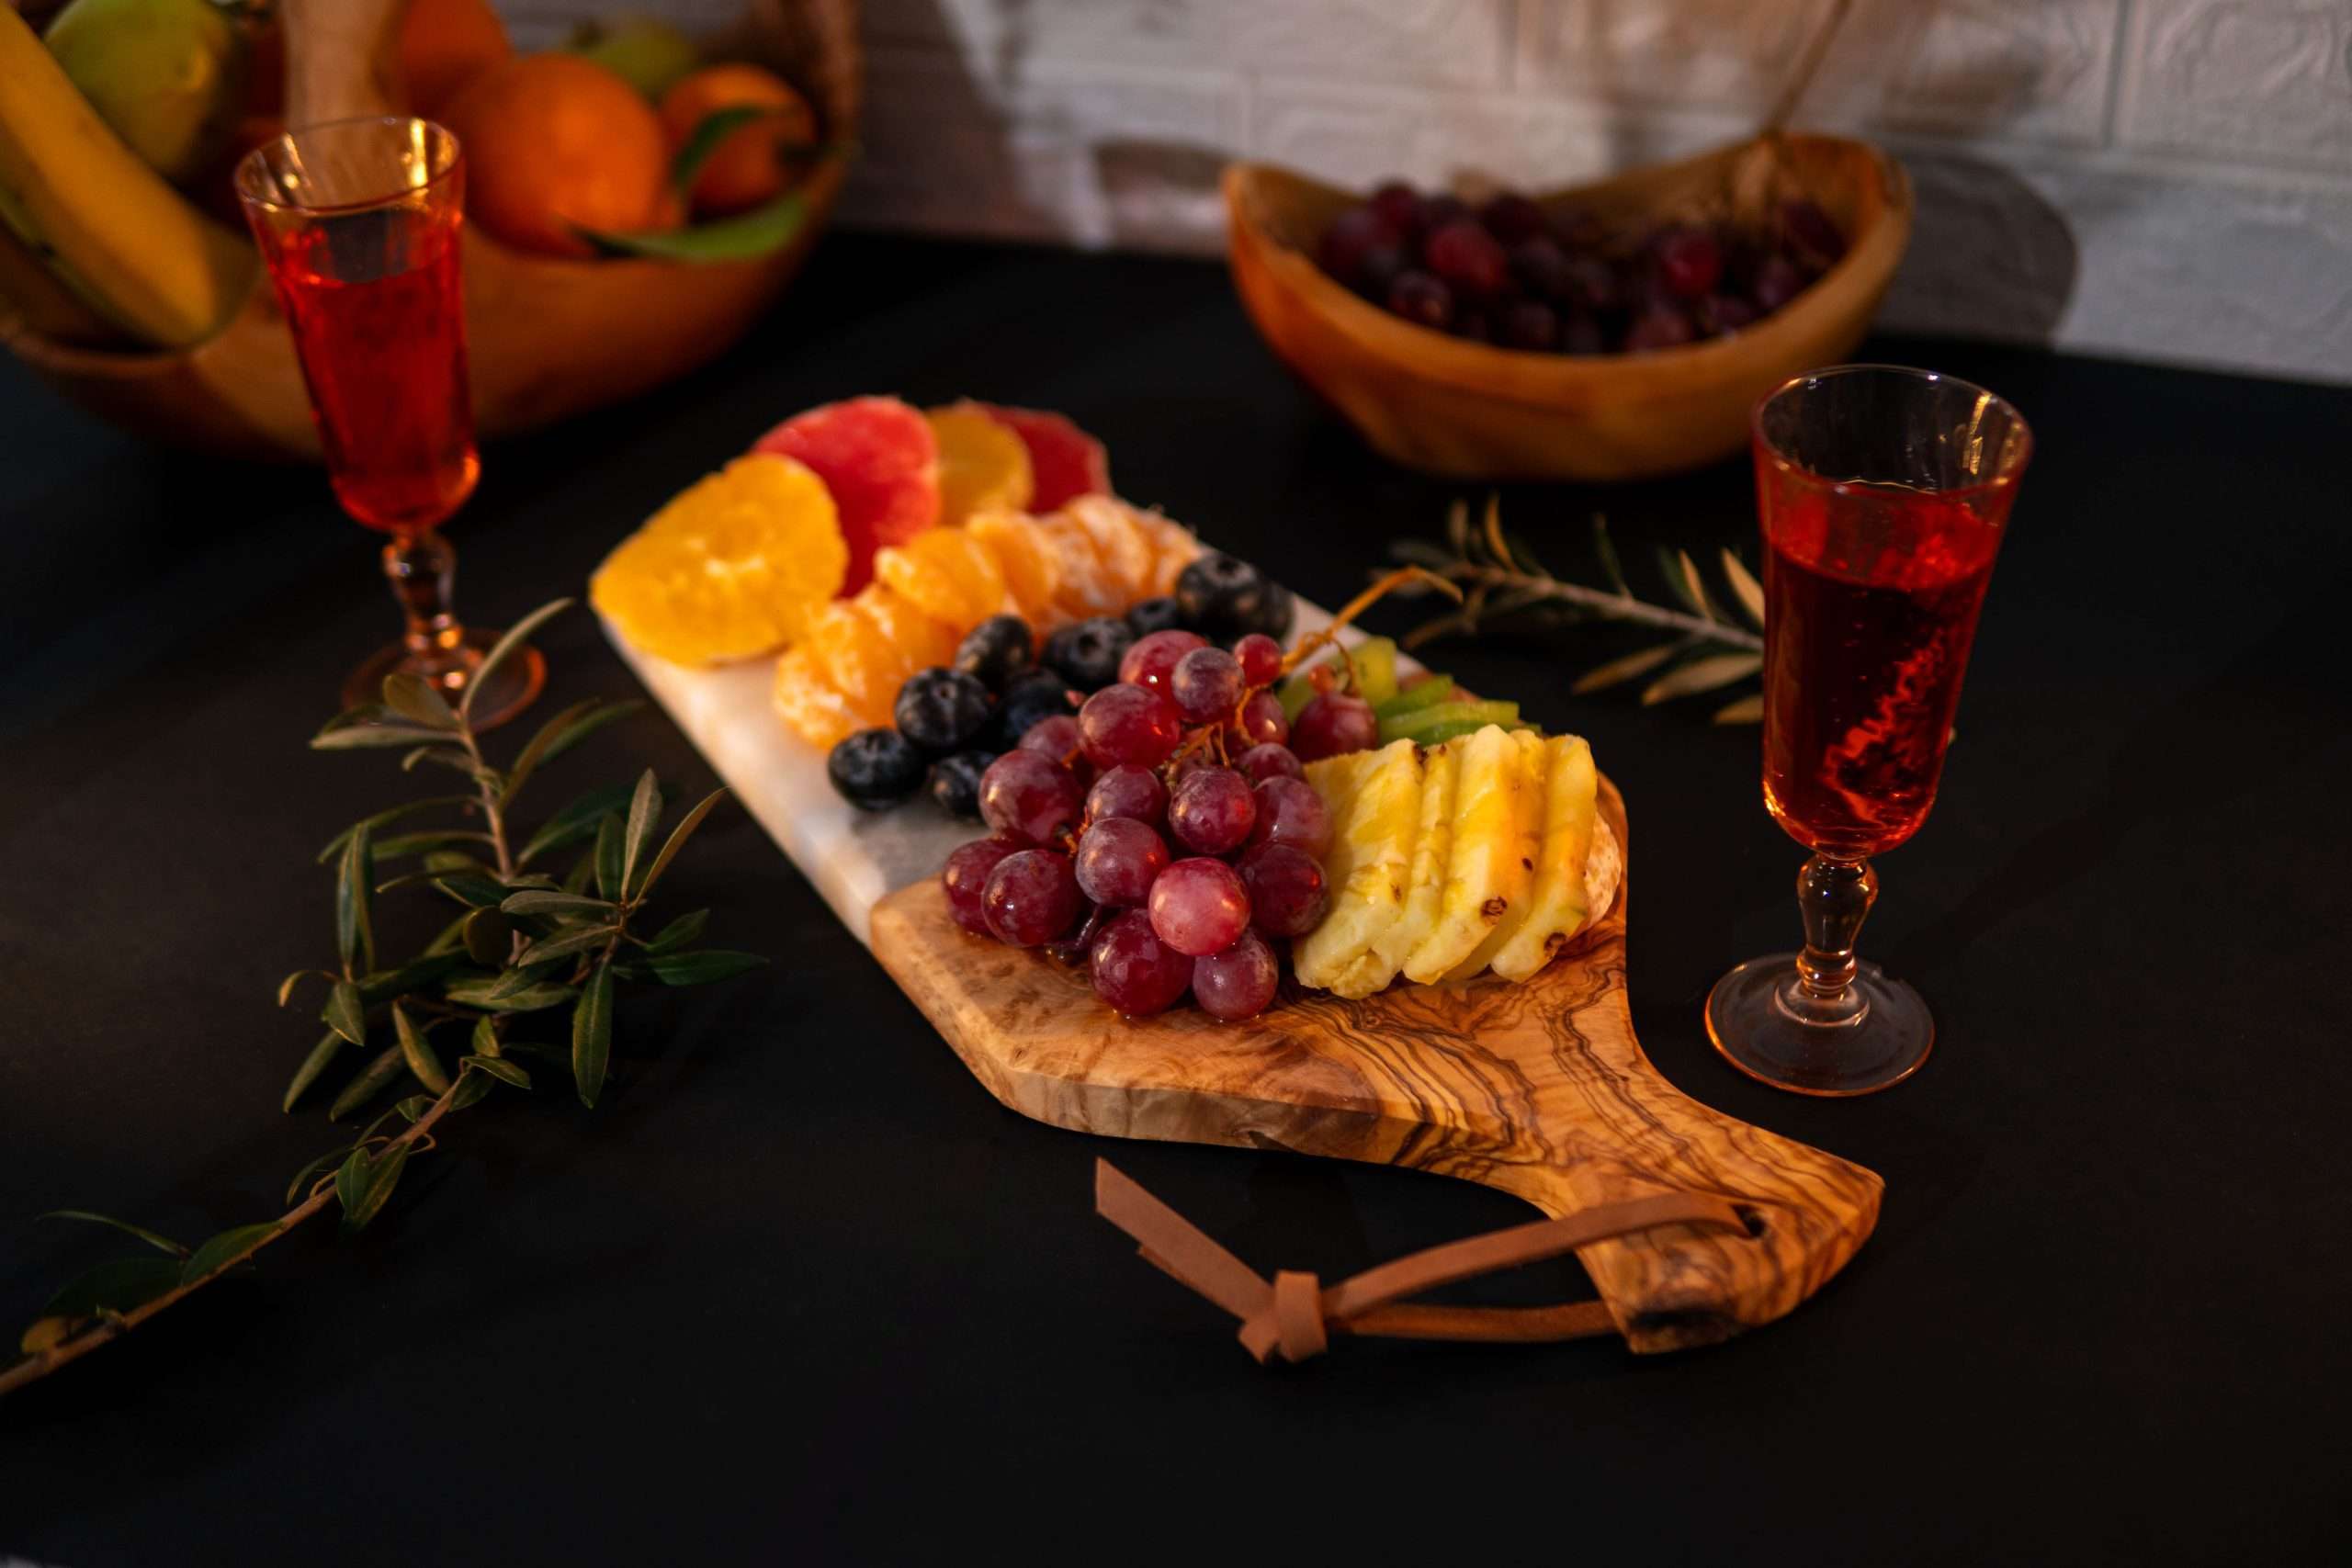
[1784, 854, 1876, 1026]
[382, 530, 472, 693]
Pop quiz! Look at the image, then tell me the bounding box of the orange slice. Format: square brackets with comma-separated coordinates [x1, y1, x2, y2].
[773, 644, 861, 749]
[590, 453, 847, 666]
[802, 600, 901, 725]
[1060, 495, 1158, 602]
[967, 510, 1063, 627]
[927, 401, 1035, 527]
[876, 528, 1009, 627]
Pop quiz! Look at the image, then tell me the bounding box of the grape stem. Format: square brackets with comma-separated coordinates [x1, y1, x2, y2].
[1282, 567, 1460, 679]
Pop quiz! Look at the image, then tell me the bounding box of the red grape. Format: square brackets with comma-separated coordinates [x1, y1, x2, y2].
[1193, 930, 1279, 1021]
[1499, 299, 1558, 351]
[1479, 192, 1546, 245]
[1418, 193, 1470, 235]
[982, 849, 1081, 946]
[1073, 816, 1170, 908]
[1247, 776, 1330, 857]
[1386, 270, 1452, 331]
[1085, 762, 1166, 829]
[1654, 225, 1724, 299]
[1424, 220, 1508, 297]
[1368, 180, 1421, 235]
[1089, 908, 1193, 1017]
[1623, 305, 1696, 352]
[1510, 234, 1573, 299]
[1229, 690, 1289, 749]
[1704, 294, 1758, 333]
[1237, 742, 1305, 783]
[1292, 692, 1378, 761]
[978, 750, 1084, 846]
[1117, 628, 1206, 694]
[1016, 713, 1085, 765]
[1357, 242, 1408, 303]
[1317, 204, 1397, 288]
[1078, 682, 1182, 768]
[1232, 633, 1283, 687]
[1168, 766, 1256, 855]
[1148, 857, 1250, 957]
[942, 837, 1020, 936]
[1170, 647, 1244, 724]
[1751, 252, 1805, 312]
[1239, 843, 1327, 938]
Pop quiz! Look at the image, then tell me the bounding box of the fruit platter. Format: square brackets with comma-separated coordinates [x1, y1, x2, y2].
[595, 396, 1883, 1351]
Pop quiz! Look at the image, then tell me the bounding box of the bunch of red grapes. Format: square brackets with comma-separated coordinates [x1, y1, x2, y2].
[1317, 180, 1847, 355]
[940, 627, 1382, 1021]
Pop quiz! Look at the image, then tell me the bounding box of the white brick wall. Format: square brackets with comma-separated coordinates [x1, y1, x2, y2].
[509, 0, 2352, 384]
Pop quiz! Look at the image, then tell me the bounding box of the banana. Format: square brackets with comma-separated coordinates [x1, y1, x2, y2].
[0, 5, 254, 348]
[0, 218, 122, 345]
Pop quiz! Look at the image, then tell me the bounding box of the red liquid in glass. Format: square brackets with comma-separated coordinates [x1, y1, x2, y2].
[1760, 479, 2004, 860]
[272, 213, 478, 535]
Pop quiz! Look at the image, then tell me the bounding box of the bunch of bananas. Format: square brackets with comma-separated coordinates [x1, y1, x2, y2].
[0, 0, 257, 350]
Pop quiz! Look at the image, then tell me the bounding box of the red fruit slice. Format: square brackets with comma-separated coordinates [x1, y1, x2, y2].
[977, 404, 1111, 511]
[752, 396, 941, 595]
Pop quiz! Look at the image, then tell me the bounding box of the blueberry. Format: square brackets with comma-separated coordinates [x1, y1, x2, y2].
[953, 614, 1035, 693]
[927, 750, 997, 820]
[893, 667, 992, 754]
[992, 671, 1080, 750]
[1176, 551, 1271, 643]
[1125, 596, 1183, 638]
[1043, 615, 1133, 693]
[828, 728, 926, 810]
[1252, 579, 1295, 641]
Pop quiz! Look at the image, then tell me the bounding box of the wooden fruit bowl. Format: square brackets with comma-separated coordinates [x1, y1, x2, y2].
[1224, 134, 1913, 482]
[0, 0, 859, 462]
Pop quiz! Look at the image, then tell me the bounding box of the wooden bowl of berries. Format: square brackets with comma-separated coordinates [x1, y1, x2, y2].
[1223, 132, 1912, 482]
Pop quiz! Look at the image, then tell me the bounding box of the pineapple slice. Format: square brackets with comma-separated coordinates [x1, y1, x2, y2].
[1365, 736, 1458, 987]
[1293, 741, 1419, 997]
[1489, 735, 1602, 982]
[1400, 725, 1534, 985]
[1442, 728, 1551, 984]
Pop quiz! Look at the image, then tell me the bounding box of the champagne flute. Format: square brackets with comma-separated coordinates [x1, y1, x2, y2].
[236, 116, 542, 727]
[1707, 366, 2031, 1095]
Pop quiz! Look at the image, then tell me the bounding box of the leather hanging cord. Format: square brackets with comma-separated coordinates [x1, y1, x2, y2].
[1095, 1159, 1748, 1364]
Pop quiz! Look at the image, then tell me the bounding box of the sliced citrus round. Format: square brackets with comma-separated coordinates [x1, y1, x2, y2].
[752, 396, 939, 595]
[773, 644, 860, 750]
[967, 510, 1063, 626]
[590, 453, 846, 666]
[1061, 495, 1158, 603]
[978, 404, 1110, 511]
[927, 401, 1035, 527]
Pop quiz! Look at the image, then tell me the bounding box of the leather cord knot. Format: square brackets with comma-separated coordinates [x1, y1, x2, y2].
[1095, 1159, 1747, 1365]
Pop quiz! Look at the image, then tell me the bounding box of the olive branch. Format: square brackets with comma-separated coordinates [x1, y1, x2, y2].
[1388, 496, 1768, 724]
[1, 600, 763, 1399]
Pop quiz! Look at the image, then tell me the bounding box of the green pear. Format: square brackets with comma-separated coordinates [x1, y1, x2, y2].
[565, 14, 700, 101]
[44, 0, 250, 185]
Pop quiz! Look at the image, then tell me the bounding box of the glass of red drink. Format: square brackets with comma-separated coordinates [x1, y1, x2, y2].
[1706, 365, 2031, 1095]
[236, 117, 542, 727]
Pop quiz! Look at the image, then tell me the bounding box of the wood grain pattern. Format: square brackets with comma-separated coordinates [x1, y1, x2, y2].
[871, 777, 1881, 1353]
[1224, 134, 1914, 481]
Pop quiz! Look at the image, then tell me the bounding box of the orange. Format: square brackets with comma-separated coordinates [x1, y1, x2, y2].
[590, 454, 847, 667]
[926, 402, 1034, 527]
[400, 0, 513, 119]
[441, 54, 671, 257]
[659, 62, 817, 218]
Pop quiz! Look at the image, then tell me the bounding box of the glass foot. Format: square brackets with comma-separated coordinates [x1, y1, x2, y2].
[1705, 953, 1933, 1097]
[342, 626, 546, 732]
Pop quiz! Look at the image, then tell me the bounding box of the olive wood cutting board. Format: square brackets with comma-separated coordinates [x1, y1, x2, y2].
[608, 606, 1881, 1353]
[867, 777, 1881, 1353]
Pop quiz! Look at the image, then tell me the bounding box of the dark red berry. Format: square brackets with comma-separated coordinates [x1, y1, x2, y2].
[1368, 180, 1421, 235]
[1498, 299, 1558, 352]
[1317, 204, 1398, 287]
[1624, 305, 1696, 352]
[1423, 220, 1509, 298]
[1479, 192, 1546, 245]
[1751, 252, 1806, 312]
[1386, 270, 1453, 331]
[1654, 225, 1724, 300]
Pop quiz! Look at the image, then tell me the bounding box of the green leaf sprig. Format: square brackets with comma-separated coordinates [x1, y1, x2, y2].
[1, 601, 764, 1399]
[1389, 496, 1769, 724]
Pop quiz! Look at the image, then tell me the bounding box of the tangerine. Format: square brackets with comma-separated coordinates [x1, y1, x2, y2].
[441, 53, 672, 257]
[400, 0, 513, 119]
[927, 402, 1034, 527]
[659, 62, 817, 218]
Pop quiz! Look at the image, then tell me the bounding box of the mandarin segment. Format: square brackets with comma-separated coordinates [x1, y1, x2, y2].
[1060, 495, 1158, 603]
[927, 402, 1035, 526]
[1036, 512, 1125, 619]
[966, 510, 1064, 627]
[876, 528, 1007, 628]
[1133, 510, 1204, 595]
[802, 600, 902, 726]
[590, 453, 846, 667]
[773, 644, 860, 749]
[854, 583, 960, 675]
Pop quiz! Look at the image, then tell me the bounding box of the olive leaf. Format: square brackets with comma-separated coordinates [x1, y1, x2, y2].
[335, 826, 376, 976]
[501, 698, 643, 806]
[285, 1142, 360, 1204]
[633, 789, 726, 902]
[571, 962, 615, 1109]
[39, 1211, 187, 1258]
[316, 795, 474, 864]
[618, 772, 663, 898]
[500, 890, 616, 919]
[462, 1055, 531, 1089]
[1713, 693, 1766, 725]
[334, 1145, 409, 1233]
[312, 724, 451, 752]
[179, 1222, 282, 1286]
[630, 950, 767, 987]
[1571, 642, 1684, 695]
[1642, 652, 1764, 705]
[27, 1257, 185, 1341]
[461, 599, 571, 723]
[518, 782, 641, 866]
[391, 1004, 450, 1096]
[328, 1045, 409, 1122]
[443, 976, 576, 1013]
[513, 922, 620, 967]
[1720, 547, 1766, 627]
[282, 1030, 345, 1113]
[594, 813, 625, 900]
[322, 981, 367, 1048]
[380, 671, 458, 730]
[644, 908, 708, 955]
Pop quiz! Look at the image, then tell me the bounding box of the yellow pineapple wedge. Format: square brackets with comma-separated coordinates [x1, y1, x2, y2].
[1364, 736, 1458, 987]
[1442, 728, 1552, 984]
[1489, 736, 1602, 982]
[1401, 725, 1534, 985]
[1294, 740, 1420, 997]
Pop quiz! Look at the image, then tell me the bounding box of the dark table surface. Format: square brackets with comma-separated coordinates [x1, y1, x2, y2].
[3, 235, 2346, 1565]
